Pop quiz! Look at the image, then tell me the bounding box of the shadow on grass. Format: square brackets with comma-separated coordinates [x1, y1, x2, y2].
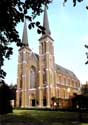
[0, 114, 42, 125]
[0, 110, 83, 125]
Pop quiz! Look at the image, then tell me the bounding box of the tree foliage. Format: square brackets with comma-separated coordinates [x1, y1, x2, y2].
[0, 0, 51, 81]
[71, 93, 88, 110]
[9, 84, 17, 100]
[0, 0, 51, 114]
[63, 0, 83, 7]
[81, 83, 88, 95]
[85, 45, 88, 64]
[0, 81, 12, 114]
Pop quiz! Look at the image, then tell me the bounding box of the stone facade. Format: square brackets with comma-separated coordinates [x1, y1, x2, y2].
[16, 7, 80, 108]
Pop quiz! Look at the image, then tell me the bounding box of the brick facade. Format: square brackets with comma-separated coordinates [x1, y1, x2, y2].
[16, 7, 80, 108]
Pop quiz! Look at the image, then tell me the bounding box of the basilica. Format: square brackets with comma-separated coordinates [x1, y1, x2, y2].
[16, 7, 80, 108]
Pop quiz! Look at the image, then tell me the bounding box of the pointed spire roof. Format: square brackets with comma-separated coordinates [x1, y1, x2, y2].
[43, 6, 51, 35]
[22, 19, 29, 47]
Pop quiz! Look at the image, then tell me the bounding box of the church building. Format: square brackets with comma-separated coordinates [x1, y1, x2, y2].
[16, 7, 80, 108]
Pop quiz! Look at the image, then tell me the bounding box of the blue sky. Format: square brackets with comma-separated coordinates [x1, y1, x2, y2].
[3, 0, 88, 85]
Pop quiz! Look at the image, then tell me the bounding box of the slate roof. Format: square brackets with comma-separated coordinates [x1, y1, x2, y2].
[34, 53, 79, 81]
[56, 64, 79, 80]
[43, 6, 51, 35]
[22, 19, 28, 47]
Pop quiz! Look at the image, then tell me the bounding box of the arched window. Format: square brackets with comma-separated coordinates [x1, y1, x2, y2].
[41, 41, 46, 54]
[30, 66, 36, 88]
[43, 68, 46, 84]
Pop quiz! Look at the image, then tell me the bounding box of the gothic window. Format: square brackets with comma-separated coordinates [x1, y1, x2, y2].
[71, 80, 74, 87]
[41, 42, 43, 54]
[64, 78, 66, 85]
[43, 68, 46, 84]
[50, 42, 53, 54]
[59, 76, 61, 84]
[27, 52, 29, 63]
[67, 79, 70, 86]
[30, 66, 36, 88]
[20, 52, 23, 62]
[41, 41, 46, 54]
[20, 78, 22, 89]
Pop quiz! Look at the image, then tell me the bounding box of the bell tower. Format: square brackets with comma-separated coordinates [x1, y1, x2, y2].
[39, 6, 56, 107]
[16, 20, 31, 108]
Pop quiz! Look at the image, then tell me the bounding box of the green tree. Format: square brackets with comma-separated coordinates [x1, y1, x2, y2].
[63, 0, 83, 7]
[0, 0, 51, 114]
[81, 82, 88, 96]
[0, 0, 51, 81]
[0, 81, 12, 114]
[9, 84, 17, 100]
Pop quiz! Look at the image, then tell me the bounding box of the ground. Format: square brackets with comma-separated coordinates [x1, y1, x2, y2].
[0, 109, 88, 125]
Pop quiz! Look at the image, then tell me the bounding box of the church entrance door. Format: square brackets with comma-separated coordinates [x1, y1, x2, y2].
[32, 99, 36, 106]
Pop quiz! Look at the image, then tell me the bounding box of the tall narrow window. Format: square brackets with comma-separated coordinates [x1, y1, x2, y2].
[43, 41, 46, 53]
[41, 42, 43, 54]
[59, 76, 61, 84]
[43, 68, 46, 84]
[30, 66, 36, 88]
[41, 42, 46, 54]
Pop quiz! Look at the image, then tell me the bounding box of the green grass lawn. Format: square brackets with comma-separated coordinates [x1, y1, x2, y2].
[0, 109, 88, 125]
[81, 124, 88, 125]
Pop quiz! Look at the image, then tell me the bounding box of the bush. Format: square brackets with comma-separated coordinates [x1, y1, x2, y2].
[0, 81, 13, 114]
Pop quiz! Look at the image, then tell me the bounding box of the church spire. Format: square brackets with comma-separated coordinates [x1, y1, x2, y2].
[22, 19, 29, 47]
[43, 6, 51, 35]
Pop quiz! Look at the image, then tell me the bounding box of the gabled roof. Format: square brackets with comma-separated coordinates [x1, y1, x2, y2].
[32, 53, 79, 81]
